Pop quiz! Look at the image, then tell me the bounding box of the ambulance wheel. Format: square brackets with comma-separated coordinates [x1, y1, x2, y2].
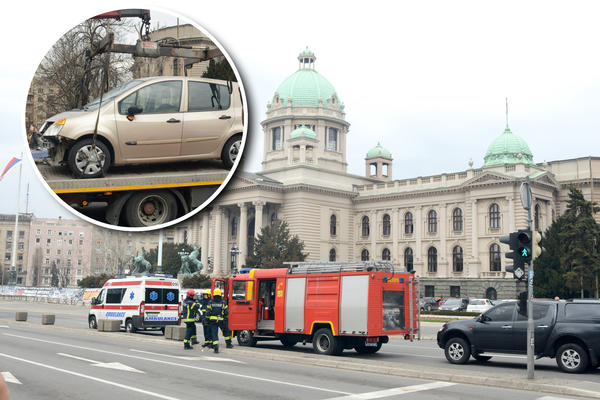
[280, 335, 299, 348]
[125, 318, 136, 333]
[236, 330, 257, 346]
[88, 316, 97, 329]
[313, 328, 343, 356]
[354, 342, 382, 354]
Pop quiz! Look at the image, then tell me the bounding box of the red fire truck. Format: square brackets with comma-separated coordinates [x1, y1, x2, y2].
[212, 261, 419, 355]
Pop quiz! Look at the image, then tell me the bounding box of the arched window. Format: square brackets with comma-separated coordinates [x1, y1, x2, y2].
[404, 248, 413, 271]
[361, 216, 370, 237]
[452, 245, 463, 272]
[428, 247, 437, 273]
[404, 212, 413, 234]
[382, 248, 391, 261]
[361, 249, 369, 261]
[534, 204, 540, 231]
[489, 243, 501, 271]
[382, 214, 391, 236]
[452, 208, 463, 232]
[231, 216, 238, 237]
[489, 203, 501, 229]
[329, 248, 336, 262]
[428, 210, 437, 233]
[330, 214, 337, 236]
[270, 211, 278, 227]
[486, 287, 498, 300]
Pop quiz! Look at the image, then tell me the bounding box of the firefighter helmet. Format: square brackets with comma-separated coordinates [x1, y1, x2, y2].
[213, 288, 222, 297]
[203, 288, 211, 296]
[186, 289, 196, 298]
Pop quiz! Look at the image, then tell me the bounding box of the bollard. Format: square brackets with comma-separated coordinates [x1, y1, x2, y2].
[164, 325, 174, 339]
[15, 312, 28, 321]
[41, 314, 55, 325]
[98, 319, 120, 332]
[171, 326, 186, 341]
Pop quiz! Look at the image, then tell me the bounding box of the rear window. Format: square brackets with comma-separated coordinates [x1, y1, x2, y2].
[383, 290, 405, 331]
[565, 303, 600, 320]
[188, 81, 231, 111]
[470, 300, 484, 305]
[145, 288, 179, 304]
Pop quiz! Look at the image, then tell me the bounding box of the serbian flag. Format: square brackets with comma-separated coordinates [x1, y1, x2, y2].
[0, 157, 21, 181]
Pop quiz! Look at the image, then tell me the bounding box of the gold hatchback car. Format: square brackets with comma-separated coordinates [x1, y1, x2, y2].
[40, 76, 244, 178]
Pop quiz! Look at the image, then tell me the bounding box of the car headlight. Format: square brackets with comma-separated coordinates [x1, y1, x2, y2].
[43, 119, 66, 137]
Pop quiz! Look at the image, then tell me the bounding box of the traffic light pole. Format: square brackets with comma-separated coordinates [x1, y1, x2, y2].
[525, 177, 535, 379]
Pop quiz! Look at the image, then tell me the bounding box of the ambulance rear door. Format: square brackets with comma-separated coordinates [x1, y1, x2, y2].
[143, 285, 180, 325]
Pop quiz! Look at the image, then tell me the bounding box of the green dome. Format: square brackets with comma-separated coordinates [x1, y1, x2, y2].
[484, 127, 534, 166]
[290, 124, 317, 139]
[367, 142, 392, 158]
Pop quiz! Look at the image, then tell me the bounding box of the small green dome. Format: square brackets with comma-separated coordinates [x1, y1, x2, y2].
[484, 126, 534, 166]
[290, 124, 317, 139]
[367, 142, 392, 158]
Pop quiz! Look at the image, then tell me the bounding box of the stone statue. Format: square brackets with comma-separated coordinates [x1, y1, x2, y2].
[131, 247, 152, 275]
[178, 245, 203, 277]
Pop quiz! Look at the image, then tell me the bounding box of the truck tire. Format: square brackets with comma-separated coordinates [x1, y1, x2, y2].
[354, 342, 382, 354]
[444, 337, 471, 364]
[556, 343, 589, 373]
[236, 330, 257, 347]
[88, 316, 97, 329]
[68, 138, 111, 179]
[124, 190, 178, 227]
[312, 328, 343, 355]
[221, 134, 241, 169]
[125, 318, 136, 333]
[280, 335, 299, 348]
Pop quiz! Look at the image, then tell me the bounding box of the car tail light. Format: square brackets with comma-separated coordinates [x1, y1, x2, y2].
[139, 301, 145, 316]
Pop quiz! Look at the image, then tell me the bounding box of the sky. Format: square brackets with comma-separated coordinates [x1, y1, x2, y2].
[1, 0, 599, 220]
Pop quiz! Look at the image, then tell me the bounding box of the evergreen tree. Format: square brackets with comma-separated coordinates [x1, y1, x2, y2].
[201, 59, 237, 82]
[50, 262, 59, 287]
[181, 274, 212, 288]
[246, 221, 308, 269]
[77, 273, 114, 288]
[534, 215, 571, 298]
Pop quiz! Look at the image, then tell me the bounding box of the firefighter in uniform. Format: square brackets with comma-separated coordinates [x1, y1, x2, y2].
[207, 288, 233, 353]
[182, 289, 199, 350]
[200, 288, 212, 348]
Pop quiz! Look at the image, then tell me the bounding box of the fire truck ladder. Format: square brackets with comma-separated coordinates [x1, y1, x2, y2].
[285, 261, 398, 275]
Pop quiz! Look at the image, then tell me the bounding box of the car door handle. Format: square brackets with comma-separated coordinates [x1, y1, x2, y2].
[501, 325, 512, 329]
[166, 118, 181, 123]
[219, 115, 232, 120]
[537, 325, 549, 328]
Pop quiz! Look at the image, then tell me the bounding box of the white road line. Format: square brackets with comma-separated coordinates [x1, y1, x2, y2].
[325, 382, 457, 399]
[130, 349, 245, 363]
[537, 397, 578, 400]
[1, 372, 21, 385]
[3, 333, 351, 395]
[57, 353, 145, 373]
[0, 325, 9, 329]
[0, 353, 178, 399]
[58, 353, 97, 364]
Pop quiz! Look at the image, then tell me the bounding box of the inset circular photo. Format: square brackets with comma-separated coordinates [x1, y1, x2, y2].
[25, 8, 247, 230]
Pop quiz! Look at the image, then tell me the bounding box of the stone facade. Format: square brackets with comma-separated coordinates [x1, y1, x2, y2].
[0, 214, 32, 285]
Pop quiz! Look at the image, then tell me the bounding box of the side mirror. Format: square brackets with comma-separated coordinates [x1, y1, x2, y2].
[91, 297, 97, 305]
[127, 105, 143, 120]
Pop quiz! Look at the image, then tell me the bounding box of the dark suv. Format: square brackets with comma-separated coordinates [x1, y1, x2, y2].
[437, 299, 600, 373]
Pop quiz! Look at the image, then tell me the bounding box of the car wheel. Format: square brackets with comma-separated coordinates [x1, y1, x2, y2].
[280, 334, 299, 348]
[88, 316, 97, 329]
[312, 328, 343, 355]
[425, 305, 432, 312]
[221, 134, 242, 169]
[556, 343, 588, 373]
[354, 342, 383, 354]
[444, 337, 471, 364]
[124, 190, 178, 227]
[473, 355, 492, 362]
[125, 318, 136, 333]
[236, 330, 257, 347]
[68, 138, 111, 178]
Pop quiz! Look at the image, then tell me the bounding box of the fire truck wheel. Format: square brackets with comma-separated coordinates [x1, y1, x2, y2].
[354, 342, 382, 354]
[444, 337, 471, 364]
[88, 316, 97, 329]
[280, 335, 299, 348]
[236, 330, 257, 346]
[125, 318, 137, 333]
[313, 328, 343, 355]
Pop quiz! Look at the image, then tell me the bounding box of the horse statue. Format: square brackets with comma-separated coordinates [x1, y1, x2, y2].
[131, 247, 152, 275]
[178, 245, 203, 276]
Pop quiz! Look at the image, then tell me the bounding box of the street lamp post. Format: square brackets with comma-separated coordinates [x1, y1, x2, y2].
[230, 247, 240, 274]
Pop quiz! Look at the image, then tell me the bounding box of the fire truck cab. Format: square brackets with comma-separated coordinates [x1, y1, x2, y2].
[215, 262, 419, 355]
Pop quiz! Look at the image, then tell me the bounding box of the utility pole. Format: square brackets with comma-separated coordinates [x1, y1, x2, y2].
[522, 176, 535, 379]
[10, 153, 23, 285]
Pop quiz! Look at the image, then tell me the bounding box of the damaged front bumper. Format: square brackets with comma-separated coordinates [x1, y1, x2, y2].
[42, 136, 73, 166]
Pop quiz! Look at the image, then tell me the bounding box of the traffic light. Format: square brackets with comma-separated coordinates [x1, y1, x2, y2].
[531, 230, 545, 261]
[500, 231, 525, 280]
[517, 290, 528, 316]
[516, 229, 532, 265]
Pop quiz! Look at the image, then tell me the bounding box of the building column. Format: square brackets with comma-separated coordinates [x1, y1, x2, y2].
[238, 203, 248, 268]
[201, 213, 209, 270]
[392, 208, 399, 265]
[254, 201, 264, 239]
[471, 200, 478, 258]
[508, 196, 515, 232]
[213, 207, 222, 276]
[440, 203, 447, 275]
[546, 201, 552, 230]
[371, 210, 377, 260]
[415, 206, 422, 262]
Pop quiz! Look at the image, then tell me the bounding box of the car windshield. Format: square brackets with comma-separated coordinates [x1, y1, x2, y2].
[443, 299, 461, 306]
[83, 79, 146, 110]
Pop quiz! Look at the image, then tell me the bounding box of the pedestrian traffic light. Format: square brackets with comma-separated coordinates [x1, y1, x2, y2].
[516, 229, 532, 265]
[517, 290, 528, 316]
[500, 231, 525, 280]
[531, 230, 545, 261]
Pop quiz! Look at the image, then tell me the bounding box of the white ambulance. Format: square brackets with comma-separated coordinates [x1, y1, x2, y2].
[88, 274, 181, 334]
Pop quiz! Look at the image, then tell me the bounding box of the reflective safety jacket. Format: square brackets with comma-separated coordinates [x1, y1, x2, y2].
[207, 296, 228, 323]
[182, 297, 199, 323]
[200, 296, 211, 323]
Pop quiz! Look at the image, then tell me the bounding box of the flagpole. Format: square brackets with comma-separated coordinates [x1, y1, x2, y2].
[10, 152, 23, 285]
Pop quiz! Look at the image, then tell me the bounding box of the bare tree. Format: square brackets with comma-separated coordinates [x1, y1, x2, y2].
[32, 247, 43, 286]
